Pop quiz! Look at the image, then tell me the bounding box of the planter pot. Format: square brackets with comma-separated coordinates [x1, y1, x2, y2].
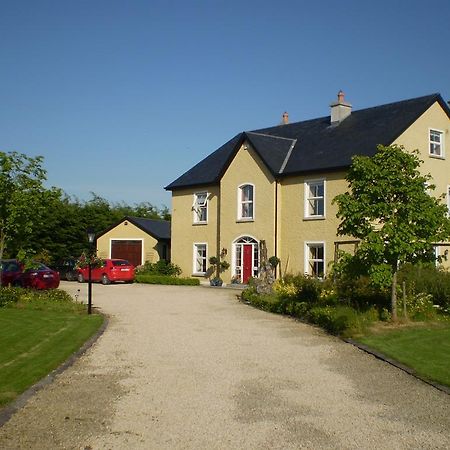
[210, 278, 223, 287]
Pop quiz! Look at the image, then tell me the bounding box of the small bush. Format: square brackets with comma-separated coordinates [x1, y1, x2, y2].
[0, 287, 22, 307]
[1, 287, 85, 313]
[399, 263, 450, 312]
[136, 260, 182, 277]
[308, 305, 378, 337]
[135, 274, 199, 286]
[279, 274, 323, 303]
[401, 292, 437, 320]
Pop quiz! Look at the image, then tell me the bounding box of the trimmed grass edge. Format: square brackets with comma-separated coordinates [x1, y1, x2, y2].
[344, 338, 450, 395]
[0, 313, 109, 427]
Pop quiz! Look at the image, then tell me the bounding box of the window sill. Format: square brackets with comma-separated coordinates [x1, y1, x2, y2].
[236, 218, 254, 223]
[192, 273, 206, 277]
[429, 154, 445, 160]
[193, 222, 208, 226]
[303, 216, 326, 221]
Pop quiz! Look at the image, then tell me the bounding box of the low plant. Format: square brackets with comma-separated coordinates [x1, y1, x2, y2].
[308, 305, 378, 337]
[135, 274, 200, 286]
[136, 260, 182, 277]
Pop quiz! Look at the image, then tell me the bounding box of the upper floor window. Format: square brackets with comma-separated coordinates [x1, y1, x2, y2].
[193, 192, 208, 223]
[238, 184, 254, 220]
[305, 179, 325, 218]
[429, 129, 444, 157]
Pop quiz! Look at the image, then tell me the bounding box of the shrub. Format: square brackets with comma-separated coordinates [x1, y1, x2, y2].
[280, 274, 323, 303]
[308, 305, 378, 337]
[135, 260, 182, 277]
[399, 263, 450, 312]
[0, 287, 22, 307]
[135, 274, 199, 286]
[401, 292, 437, 320]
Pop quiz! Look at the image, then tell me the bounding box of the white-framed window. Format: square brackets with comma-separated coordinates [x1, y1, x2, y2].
[305, 179, 325, 218]
[238, 184, 254, 220]
[193, 192, 208, 223]
[305, 242, 325, 278]
[193, 243, 207, 275]
[429, 129, 444, 158]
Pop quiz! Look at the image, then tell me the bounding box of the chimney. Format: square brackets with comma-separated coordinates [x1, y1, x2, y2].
[330, 90, 352, 124]
[282, 111, 289, 125]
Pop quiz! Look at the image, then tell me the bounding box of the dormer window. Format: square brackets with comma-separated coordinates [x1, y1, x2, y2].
[238, 184, 254, 220]
[429, 129, 444, 158]
[193, 192, 208, 223]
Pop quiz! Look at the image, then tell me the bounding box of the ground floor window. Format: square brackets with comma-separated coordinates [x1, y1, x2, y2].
[233, 236, 259, 283]
[193, 243, 207, 275]
[305, 242, 325, 277]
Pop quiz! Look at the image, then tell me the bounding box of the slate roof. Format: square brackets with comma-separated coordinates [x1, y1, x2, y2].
[165, 93, 450, 191]
[98, 216, 171, 241]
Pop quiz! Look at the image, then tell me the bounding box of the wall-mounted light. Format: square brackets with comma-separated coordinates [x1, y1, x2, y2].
[221, 248, 227, 257]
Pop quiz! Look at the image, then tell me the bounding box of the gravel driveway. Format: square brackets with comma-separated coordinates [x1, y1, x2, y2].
[0, 282, 449, 449]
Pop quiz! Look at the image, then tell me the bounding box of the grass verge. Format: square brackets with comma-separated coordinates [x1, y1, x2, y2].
[356, 323, 450, 388]
[0, 288, 104, 406]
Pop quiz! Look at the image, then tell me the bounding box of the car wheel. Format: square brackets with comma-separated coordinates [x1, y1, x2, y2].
[77, 273, 84, 283]
[66, 273, 73, 281]
[101, 274, 110, 285]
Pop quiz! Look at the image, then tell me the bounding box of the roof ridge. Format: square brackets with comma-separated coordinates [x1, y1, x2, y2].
[279, 139, 297, 174]
[245, 131, 296, 142]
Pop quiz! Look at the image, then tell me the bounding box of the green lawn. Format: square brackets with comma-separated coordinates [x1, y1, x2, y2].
[357, 324, 450, 388]
[0, 307, 103, 406]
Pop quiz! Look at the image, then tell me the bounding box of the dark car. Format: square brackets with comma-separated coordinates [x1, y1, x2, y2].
[52, 258, 78, 281]
[15, 263, 60, 289]
[0, 259, 23, 287]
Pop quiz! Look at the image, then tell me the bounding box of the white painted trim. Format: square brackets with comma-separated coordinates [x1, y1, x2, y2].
[304, 241, 326, 278]
[304, 178, 326, 219]
[192, 242, 208, 276]
[231, 235, 259, 282]
[192, 191, 208, 224]
[237, 183, 255, 221]
[429, 128, 445, 158]
[109, 238, 144, 265]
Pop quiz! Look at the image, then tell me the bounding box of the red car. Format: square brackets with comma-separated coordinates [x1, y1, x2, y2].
[15, 263, 60, 289]
[0, 259, 23, 287]
[77, 259, 135, 285]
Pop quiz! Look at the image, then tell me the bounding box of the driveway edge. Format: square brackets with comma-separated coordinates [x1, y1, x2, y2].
[344, 338, 450, 395]
[0, 312, 109, 427]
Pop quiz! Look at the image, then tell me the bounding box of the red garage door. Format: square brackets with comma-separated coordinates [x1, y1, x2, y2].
[111, 240, 142, 267]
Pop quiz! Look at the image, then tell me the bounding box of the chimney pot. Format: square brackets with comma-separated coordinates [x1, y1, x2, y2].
[282, 111, 289, 125]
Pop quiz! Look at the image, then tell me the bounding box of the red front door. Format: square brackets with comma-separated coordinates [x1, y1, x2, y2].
[242, 244, 253, 284]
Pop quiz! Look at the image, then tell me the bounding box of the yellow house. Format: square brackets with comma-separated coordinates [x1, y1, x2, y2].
[166, 92, 450, 284]
[96, 216, 171, 267]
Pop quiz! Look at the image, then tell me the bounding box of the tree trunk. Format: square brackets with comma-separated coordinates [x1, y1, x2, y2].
[0, 230, 6, 260]
[391, 269, 398, 322]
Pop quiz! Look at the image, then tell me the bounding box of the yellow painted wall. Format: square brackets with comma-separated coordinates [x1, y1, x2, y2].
[96, 220, 161, 264]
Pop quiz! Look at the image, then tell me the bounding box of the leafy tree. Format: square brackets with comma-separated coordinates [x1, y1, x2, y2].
[0, 152, 53, 259]
[333, 144, 450, 320]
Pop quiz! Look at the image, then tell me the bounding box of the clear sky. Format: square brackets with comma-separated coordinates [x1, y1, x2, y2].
[1, 0, 449, 209]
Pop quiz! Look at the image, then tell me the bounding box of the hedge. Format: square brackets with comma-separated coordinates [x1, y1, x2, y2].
[135, 274, 200, 286]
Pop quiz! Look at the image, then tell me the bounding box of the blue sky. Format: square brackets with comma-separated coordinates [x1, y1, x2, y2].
[1, 0, 449, 209]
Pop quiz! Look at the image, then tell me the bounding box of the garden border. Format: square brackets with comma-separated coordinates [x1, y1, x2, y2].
[0, 311, 109, 427]
[344, 338, 450, 395]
